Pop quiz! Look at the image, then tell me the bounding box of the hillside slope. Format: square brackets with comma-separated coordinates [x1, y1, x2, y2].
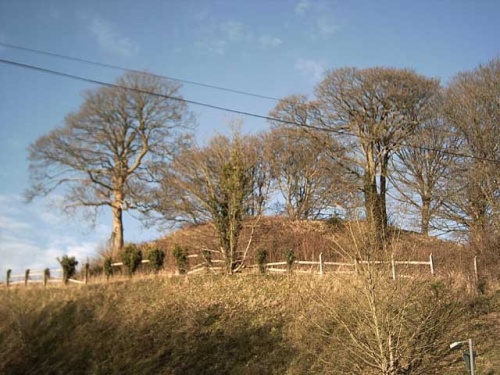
[1, 275, 499, 374]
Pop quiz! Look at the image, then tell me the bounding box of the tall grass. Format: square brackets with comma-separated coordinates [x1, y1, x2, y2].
[1, 274, 499, 374]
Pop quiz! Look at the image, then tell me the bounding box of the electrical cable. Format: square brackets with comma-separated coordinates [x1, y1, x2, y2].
[0, 42, 281, 101]
[1, 57, 499, 165]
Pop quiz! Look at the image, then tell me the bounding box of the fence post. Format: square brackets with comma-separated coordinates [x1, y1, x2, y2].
[391, 254, 396, 280]
[43, 268, 50, 286]
[24, 269, 30, 287]
[84, 262, 90, 285]
[473, 256, 478, 281]
[6, 269, 11, 287]
[429, 253, 435, 276]
[319, 252, 324, 276]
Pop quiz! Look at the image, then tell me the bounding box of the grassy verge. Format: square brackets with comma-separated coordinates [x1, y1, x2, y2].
[1, 275, 499, 374]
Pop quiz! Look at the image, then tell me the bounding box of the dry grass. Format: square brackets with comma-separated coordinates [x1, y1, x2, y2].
[3, 218, 499, 374]
[1, 274, 499, 374]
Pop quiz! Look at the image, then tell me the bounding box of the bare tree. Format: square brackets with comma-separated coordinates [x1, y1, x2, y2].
[268, 94, 360, 220]
[26, 72, 193, 255]
[315, 67, 439, 243]
[245, 133, 273, 217]
[390, 99, 458, 235]
[154, 130, 267, 274]
[441, 58, 500, 244]
[310, 224, 466, 374]
[263, 126, 348, 220]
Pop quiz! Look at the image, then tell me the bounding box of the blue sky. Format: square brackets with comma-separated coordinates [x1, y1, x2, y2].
[0, 0, 499, 278]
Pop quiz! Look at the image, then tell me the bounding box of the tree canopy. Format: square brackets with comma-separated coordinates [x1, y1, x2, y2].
[27, 72, 193, 254]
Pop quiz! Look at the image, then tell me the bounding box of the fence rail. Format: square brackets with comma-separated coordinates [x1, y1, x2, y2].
[185, 253, 437, 279]
[3, 254, 483, 287]
[4, 268, 64, 287]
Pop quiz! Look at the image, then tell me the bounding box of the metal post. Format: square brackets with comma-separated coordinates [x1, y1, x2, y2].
[473, 256, 478, 281]
[319, 252, 324, 276]
[429, 253, 435, 276]
[391, 254, 396, 280]
[469, 338, 475, 375]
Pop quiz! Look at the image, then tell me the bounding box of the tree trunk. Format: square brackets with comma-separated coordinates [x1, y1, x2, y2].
[364, 146, 380, 246]
[421, 196, 431, 236]
[364, 170, 386, 248]
[111, 186, 124, 256]
[379, 154, 389, 233]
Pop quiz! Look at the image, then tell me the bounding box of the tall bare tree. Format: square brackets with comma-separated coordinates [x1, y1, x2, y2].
[390, 99, 458, 235]
[263, 126, 347, 220]
[26, 72, 192, 255]
[441, 58, 500, 244]
[268, 95, 359, 219]
[154, 131, 266, 274]
[245, 133, 273, 217]
[315, 67, 439, 242]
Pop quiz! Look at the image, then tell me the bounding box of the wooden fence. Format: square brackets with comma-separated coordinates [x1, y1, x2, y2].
[5, 268, 64, 287]
[186, 252, 438, 280]
[2, 254, 483, 287]
[3, 267, 88, 287]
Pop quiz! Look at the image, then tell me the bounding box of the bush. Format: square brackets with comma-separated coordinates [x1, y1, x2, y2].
[121, 244, 142, 276]
[57, 255, 79, 284]
[148, 249, 165, 273]
[325, 215, 345, 228]
[172, 245, 189, 274]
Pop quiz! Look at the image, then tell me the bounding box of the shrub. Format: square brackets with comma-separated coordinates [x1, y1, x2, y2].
[326, 215, 345, 228]
[148, 249, 165, 273]
[172, 245, 189, 274]
[256, 248, 268, 274]
[57, 255, 79, 284]
[122, 244, 142, 276]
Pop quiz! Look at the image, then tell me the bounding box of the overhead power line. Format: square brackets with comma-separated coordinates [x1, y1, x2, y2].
[0, 58, 287, 124]
[1, 57, 499, 165]
[0, 42, 281, 102]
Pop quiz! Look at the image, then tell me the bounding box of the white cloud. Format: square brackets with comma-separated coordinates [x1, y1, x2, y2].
[197, 39, 227, 55]
[0, 194, 23, 215]
[314, 15, 339, 38]
[196, 17, 283, 55]
[295, 58, 326, 81]
[0, 194, 103, 281]
[0, 215, 30, 231]
[220, 21, 245, 42]
[88, 16, 139, 57]
[295, 0, 311, 15]
[259, 35, 283, 49]
[294, 1, 342, 40]
[197, 21, 240, 55]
